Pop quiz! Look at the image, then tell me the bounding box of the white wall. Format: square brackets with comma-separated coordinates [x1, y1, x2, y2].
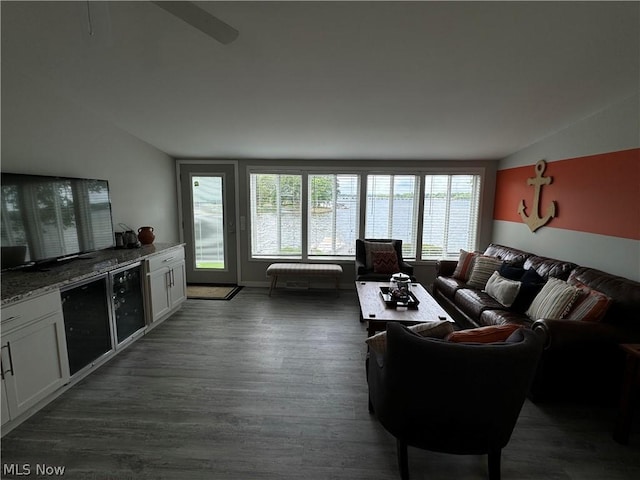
[493, 94, 640, 281]
[1, 70, 179, 243]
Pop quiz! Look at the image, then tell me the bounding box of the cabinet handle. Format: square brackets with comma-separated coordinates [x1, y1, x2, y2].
[162, 257, 175, 263]
[170, 268, 175, 287]
[1, 343, 14, 377]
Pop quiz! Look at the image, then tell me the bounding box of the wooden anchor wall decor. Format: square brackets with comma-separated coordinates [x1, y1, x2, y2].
[517, 159, 556, 232]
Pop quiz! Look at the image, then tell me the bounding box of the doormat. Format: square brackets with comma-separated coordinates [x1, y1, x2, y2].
[186, 285, 242, 300]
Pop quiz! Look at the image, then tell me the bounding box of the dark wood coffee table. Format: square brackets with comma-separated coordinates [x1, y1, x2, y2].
[355, 281, 454, 336]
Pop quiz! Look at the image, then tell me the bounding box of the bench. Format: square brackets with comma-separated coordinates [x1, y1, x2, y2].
[266, 263, 343, 296]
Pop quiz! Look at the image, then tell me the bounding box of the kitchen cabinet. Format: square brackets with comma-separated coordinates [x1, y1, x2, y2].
[145, 246, 186, 325]
[1, 291, 69, 425]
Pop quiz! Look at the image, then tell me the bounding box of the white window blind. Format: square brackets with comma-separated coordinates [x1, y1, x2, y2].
[365, 175, 419, 258]
[308, 174, 359, 257]
[250, 173, 302, 257]
[422, 174, 480, 259]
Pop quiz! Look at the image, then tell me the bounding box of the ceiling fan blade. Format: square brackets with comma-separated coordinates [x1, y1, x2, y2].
[151, 1, 239, 45]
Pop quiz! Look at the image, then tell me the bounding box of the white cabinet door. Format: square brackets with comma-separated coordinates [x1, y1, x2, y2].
[1, 378, 10, 427]
[169, 260, 187, 308]
[145, 247, 187, 325]
[147, 267, 171, 323]
[1, 310, 69, 420]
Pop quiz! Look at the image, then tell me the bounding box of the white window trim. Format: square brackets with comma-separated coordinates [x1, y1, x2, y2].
[247, 166, 486, 262]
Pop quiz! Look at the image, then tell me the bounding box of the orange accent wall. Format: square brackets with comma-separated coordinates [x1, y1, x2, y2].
[494, 148, 640, 240]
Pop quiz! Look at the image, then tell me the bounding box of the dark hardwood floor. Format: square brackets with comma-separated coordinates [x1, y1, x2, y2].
[2, 288, 639, 479]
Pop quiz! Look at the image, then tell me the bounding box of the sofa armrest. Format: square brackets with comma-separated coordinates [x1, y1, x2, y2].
[531, 319, 640, 350]
[436, 259, 457, 277]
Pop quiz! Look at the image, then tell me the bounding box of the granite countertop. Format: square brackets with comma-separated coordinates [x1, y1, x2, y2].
[1, 242, 185, 306]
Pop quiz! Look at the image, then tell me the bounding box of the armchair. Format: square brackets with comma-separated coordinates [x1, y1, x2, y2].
[367, 323, 543, 480]
[355, 238, 414, 281]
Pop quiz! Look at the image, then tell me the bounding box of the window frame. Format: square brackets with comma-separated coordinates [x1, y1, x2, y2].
[247, 165, 485, 263]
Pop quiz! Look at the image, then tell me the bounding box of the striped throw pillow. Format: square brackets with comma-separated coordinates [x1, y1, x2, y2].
[526, 278, 581, 321]
[453, 249, 478, 281]
[566, 286, 612, 322]
[466, 256, 504, 289]
[446, 324, 521, 343]
[365, 321, 455, 354]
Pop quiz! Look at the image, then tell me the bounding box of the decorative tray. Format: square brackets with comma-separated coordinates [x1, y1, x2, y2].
[379, 286, 420, 310]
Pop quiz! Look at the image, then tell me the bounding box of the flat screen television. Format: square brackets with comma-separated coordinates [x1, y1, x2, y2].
[1, 172, 114, 269]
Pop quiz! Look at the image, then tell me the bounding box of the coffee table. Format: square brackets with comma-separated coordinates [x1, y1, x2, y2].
[355, 281, 454, 336]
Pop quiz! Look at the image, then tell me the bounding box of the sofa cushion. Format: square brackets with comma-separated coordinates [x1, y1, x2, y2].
[452, 249, 477, 281]
[526, 278, 581, 320]
[483, 244, 530, 267]
[524, 255, 577, 280]
[479, 309, 531, 327]
[446, 324, 521, 343]
[434, 276, 466, 299]
[372, 250, 399, 274]
[454, 288, 505, 319]
[365, 321, 455, 354]
[485, 271, 521, 308]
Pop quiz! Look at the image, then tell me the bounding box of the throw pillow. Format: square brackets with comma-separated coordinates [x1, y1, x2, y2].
[526, 278, 581, 321]
[446, 324, 521, 343]
[466, 256, 504, 289]
[452, 249, 477, 281]
[364, 241, 395, 269]
[372, 250, 400, 274]
[484, 271, 522, 308]
[365, 321, 455, 355]
[565, 283, 612, 322]
[498, 263, 526, 281]
[509, 269, 546, 313]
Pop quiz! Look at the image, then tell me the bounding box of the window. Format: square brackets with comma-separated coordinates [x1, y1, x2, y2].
[249, 169, 482, 261]
[422, 175, 481, 259]
[308, 174, 359, 256]
[365, 175, 420, 258]
[250, 173, 302, 257]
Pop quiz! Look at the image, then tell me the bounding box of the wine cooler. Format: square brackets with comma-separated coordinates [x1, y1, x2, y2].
[61, 275, 112, 376]
[110, 262, 145, 345]
[61, 262, 146, 377]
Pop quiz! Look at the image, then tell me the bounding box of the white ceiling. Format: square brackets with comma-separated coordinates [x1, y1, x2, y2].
[2, 1, 639, 160]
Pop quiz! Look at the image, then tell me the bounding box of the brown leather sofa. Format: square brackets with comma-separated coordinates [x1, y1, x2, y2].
[433, 243, 640, 403]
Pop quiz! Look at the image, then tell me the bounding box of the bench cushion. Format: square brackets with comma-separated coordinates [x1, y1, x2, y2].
[266, 263, 343, 276]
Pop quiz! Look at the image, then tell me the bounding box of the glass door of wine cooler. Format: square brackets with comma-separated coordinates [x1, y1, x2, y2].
[61, 275, 113, 376]
[110, 263, 146, 345]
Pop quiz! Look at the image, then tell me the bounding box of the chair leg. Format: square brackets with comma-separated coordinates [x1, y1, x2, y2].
[396, 439, 409, 480]
[488, 449, 501, 480]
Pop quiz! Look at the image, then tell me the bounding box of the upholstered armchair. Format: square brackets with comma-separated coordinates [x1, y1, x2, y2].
[355, 238, 414, 281]
[367, 323, 543, 480]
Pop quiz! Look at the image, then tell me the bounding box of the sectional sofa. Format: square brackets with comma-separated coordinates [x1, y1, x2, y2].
[433, 244, 640, 403]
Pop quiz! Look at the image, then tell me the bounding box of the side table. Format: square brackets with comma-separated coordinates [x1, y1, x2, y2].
[613, 343, 640, 444]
